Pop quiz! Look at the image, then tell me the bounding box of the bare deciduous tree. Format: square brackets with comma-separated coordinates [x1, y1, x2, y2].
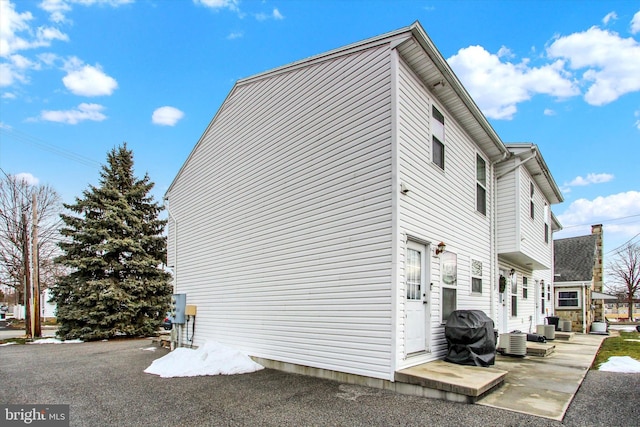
[606, 242, 640, 321]
[0, 174, 62, 304]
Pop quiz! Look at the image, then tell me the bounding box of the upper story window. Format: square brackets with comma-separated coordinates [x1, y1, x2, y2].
[476, 154, 487, 215]
[544, 203, 550, 243]
[432, 106, 445, 170]
[529, 182, 535, 220]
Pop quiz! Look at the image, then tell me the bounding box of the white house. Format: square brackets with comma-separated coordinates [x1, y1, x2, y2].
[496, 144, 563, 334]
[165, 22, 563, 385]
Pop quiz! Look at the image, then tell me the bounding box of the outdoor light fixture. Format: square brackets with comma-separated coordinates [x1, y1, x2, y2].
[435, 242, 446, 256]
[510, 268, 515, 275]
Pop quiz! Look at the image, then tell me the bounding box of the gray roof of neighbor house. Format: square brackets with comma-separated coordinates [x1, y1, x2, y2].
[554, 234, 597, 282]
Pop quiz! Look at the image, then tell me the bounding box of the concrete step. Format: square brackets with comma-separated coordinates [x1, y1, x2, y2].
[526, 341, 555, 357]
[395, 360, 507, 403]
[554, 331, 575, 341]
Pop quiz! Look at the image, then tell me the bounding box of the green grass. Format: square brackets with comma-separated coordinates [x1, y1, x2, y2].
[592, 331, 640, 369]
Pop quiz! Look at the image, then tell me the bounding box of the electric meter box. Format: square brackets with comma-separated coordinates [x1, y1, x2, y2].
[171, 293, 187, 324]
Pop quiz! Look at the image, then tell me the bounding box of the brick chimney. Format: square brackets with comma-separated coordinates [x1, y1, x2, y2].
[592, 224, 604, 322]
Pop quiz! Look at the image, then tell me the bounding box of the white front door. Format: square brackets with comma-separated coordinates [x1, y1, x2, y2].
[405, 241, 429, 354]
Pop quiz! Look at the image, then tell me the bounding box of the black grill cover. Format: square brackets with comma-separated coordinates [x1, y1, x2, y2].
[444, 310, 496, 367]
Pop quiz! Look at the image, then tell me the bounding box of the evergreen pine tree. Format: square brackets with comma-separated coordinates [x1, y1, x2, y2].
[51, 144, 172, 340]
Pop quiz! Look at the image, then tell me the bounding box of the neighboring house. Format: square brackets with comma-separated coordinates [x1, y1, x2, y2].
[165, 22, 563, 385]
[553, 225, 604, 332]
[605, 299, 640, 321]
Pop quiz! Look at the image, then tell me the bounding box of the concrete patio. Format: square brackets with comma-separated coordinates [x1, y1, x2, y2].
[395, 332, 608, 420]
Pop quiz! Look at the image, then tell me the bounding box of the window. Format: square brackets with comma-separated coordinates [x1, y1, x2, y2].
[544, 204, 550, 243]
[441, 251, 457, 322]
[558, 291, 579, 307]
[406, 249, 421, 301]
[530, 182, 535, 219]
[432, 106, 445, 170]
[476, 155, 487, 215]
[523, 277, 528, 299]
[471, 259, 482, 294]
[442, 288, 457, 323]
[540, 280, 545, 314]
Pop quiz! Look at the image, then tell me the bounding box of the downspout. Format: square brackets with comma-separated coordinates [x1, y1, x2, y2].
[583, 282, 587, 333]
[388, 46, 400, 382]
[496, 150, 537, 180]
[492, 150, 510, 327]
[164, 197, 178, 294]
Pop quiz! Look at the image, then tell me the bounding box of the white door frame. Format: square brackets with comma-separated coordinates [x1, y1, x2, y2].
[405, 240, 430, 355]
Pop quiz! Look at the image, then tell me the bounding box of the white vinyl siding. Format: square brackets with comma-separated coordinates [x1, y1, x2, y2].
[496, 161, 553, 270]
[167, 45, 394, 380]
[395, 56, 492, 364]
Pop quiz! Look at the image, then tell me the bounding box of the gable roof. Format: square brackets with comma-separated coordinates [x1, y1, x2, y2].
[166, 21, 511, 196]
[554, 234, 597, 282]
[505, 143, 564, 205]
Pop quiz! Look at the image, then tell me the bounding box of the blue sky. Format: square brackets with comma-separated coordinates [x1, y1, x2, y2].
[1, 0, 639, 262]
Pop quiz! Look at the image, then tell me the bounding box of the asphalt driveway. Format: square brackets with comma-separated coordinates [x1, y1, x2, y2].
[0, 338, 638, 426]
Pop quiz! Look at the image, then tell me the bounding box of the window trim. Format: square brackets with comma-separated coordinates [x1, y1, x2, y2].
[476, 154, 487, 216]
[522, 277, 528, 299]
[440, 251, 457, 323]
[471, 259, 482, 295]
[556, 289, 581, 309]
[530, 181, 535, 220]
[431, 105, 445, 170]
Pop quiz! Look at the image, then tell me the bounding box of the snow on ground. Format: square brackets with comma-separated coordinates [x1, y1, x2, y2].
[0, 342, 16, 346]
[28, 338, 83, 344]
[144, 341, 264, 378]
[141, 346, 157, 351]
[598, 356, 640, 373]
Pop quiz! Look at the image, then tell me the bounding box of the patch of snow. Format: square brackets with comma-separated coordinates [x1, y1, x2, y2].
[625, 339, 640, 343]
[598, 356, 640, 373]
[141, 347, 157, 351]
[144, 341, 264, 378]
[0, 342, 16, 346]
[28, 338, 83, 344]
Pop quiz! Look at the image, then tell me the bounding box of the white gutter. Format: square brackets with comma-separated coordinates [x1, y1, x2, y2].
[496, 150, 537, 180]
[164, 197, 178, 293]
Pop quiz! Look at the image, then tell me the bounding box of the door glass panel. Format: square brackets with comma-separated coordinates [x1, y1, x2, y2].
[406, 249, 421, 300]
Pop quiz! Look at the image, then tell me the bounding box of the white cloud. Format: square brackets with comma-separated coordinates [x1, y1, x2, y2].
[39, 0, 134, 23]
[547, 26, 640, 106]
[543, 108, 556, 116]
[1, 92, 17, 99]
[62, 58, 118, 96]
[447, 45, 579, 120]
[567, 173, 614, 187]
[602, 12, 617, 25]
[635, 110, 640, 130]
[0, 0, 69, 57]
[556, 191, 640, 244]
[40, 103, 107, 124]
[227, 31, 243, 40]
[0, 121, 12, 129]
[14, 172, 39, 186]
[194, 0, 239, 12]
[152, 106, 185, 126]
[256, 8, 284, 21]
[631, 10, 640, 34]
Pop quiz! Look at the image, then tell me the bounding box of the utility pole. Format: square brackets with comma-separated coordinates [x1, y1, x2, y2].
[22, 211, 31, 339]
[32, 193, 41, 337]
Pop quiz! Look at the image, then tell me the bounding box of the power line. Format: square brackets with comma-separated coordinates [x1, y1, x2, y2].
[560, 213, 640, 230]
[0, 127, 101, 169]
[606, 232, 640, 255]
